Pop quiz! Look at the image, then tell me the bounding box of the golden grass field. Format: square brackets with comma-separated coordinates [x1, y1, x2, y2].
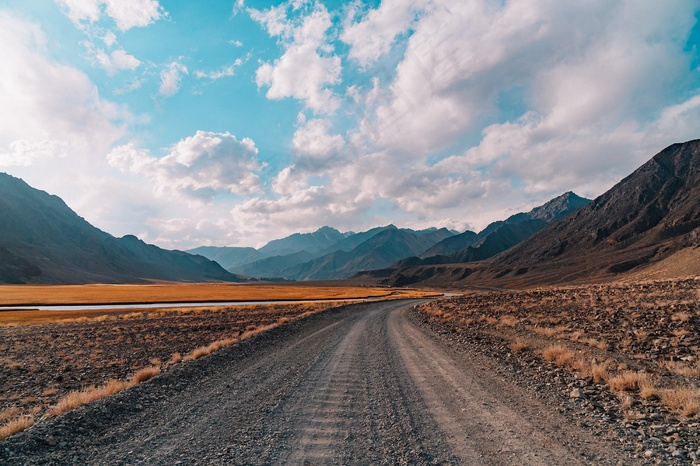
[0, 284, 438, 327]
[0, 283, 395, 306]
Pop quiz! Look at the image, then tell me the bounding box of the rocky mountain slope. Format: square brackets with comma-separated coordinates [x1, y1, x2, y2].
[0, 174, 241, 284]
[396, 192, 590, 268]
[358, 139, 700, 287]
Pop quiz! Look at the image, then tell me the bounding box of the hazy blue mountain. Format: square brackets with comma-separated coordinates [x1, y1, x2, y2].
[420, 230, 479, 258]
[257, 226, 348, 257]
[235, 250, 317, 278]
[282, 226, 454, 280]
[187, 246, 263, 271]
[0, 173, 241, 284]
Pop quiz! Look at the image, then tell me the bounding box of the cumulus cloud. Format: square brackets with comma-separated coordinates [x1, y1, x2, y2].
[54, 0, 165, 31]
[292, 115, 346, 170]
[84, 42, 141, 75]
[159, 61, 188, 96]
[341, 0, 428, 68]
[252, 2, 342, 113]
[107, 131, 263, 200]
[0, 12, 129, 168]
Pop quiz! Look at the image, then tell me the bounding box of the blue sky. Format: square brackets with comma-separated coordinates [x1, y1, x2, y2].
[1, 0, 699, 248]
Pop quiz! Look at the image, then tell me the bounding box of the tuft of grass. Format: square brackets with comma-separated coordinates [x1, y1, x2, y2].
[660, 360, 700, 378]
[659, 388, 700, 417]
[169, 352, 183, 365]
[498, 315, 520, 328]
[132, 366, 160, 384]
[0, 415, 34, 441]
[671, 311, 691, 323]
[591, 362, 609, 383]
[509, 340, 528, 353]
[607, 371, 650, 392]
[542, 344, 575, 367]
[0, 407, 21, 423]
[49, 379, 133, 416]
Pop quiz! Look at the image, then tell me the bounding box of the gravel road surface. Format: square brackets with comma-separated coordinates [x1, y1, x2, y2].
[1, 300, 634, 465]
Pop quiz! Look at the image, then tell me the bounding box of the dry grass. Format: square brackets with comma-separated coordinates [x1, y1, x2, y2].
[591, 362, 609, 383]
[531, 326, 568, 338]
[498, 315, 520, 328]
[0, 415, 34, 441]
[509, 340, 528, 353]
[658, 388, 700, 417]
[132, 366, 160, 384]
[671, 311, 691, 323]
[169, 352, 183, 365]
[660, 360, 700, 378]
[0, 284, 395, 307]
[49, 379, 133, 416]
[0, 407, 20, 423]
[607, 371, 651, 392]
[542, 344, 575, 367]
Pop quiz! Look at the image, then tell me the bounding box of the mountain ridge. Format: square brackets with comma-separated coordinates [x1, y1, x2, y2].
[0, 173, 242, 284]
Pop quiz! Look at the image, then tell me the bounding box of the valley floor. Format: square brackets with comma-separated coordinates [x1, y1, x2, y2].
[1, 300, 630, 465]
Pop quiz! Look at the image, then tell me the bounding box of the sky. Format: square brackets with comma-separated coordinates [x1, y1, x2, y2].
[1, 0, 699, 249]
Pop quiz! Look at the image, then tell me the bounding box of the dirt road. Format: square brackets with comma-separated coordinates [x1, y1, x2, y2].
[1, 300, 634, 465]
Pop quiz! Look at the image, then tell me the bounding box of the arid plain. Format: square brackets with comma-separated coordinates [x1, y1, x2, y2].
[0, 284, 435, 441]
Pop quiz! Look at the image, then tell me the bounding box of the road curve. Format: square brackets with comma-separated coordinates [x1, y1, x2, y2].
[1, 300, 631, 465]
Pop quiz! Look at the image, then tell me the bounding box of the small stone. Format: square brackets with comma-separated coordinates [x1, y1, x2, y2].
[643, 450, 654, 458]
[569, 388, 585, 399]
[45, 437, 57, 446]
[671, 449, 685, 458]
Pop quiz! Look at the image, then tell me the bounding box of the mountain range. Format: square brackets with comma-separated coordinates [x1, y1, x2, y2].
[0, 174, 242, 284]
[2, 139, 697, 286]
[358, 139, 700, 287]
[189, 191, 590, 281]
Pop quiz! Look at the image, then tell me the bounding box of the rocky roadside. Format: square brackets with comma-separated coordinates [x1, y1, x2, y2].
[411, 303, 700, 465]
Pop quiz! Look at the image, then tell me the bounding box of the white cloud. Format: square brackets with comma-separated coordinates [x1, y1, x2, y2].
[194, 57, 247, 80]
[252, 2, 342, 113]
[159, 61, 188, 96]
[54, 0, 165, 31]
[86, 43, 141, 75]
[292, 116, 346, 171]
[107, 131, 263, 200]
[103, 30, 117, 46]
[341, 0, 428, 68]
[228, 39, 244, 47]
[0, 12, 129, 168]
